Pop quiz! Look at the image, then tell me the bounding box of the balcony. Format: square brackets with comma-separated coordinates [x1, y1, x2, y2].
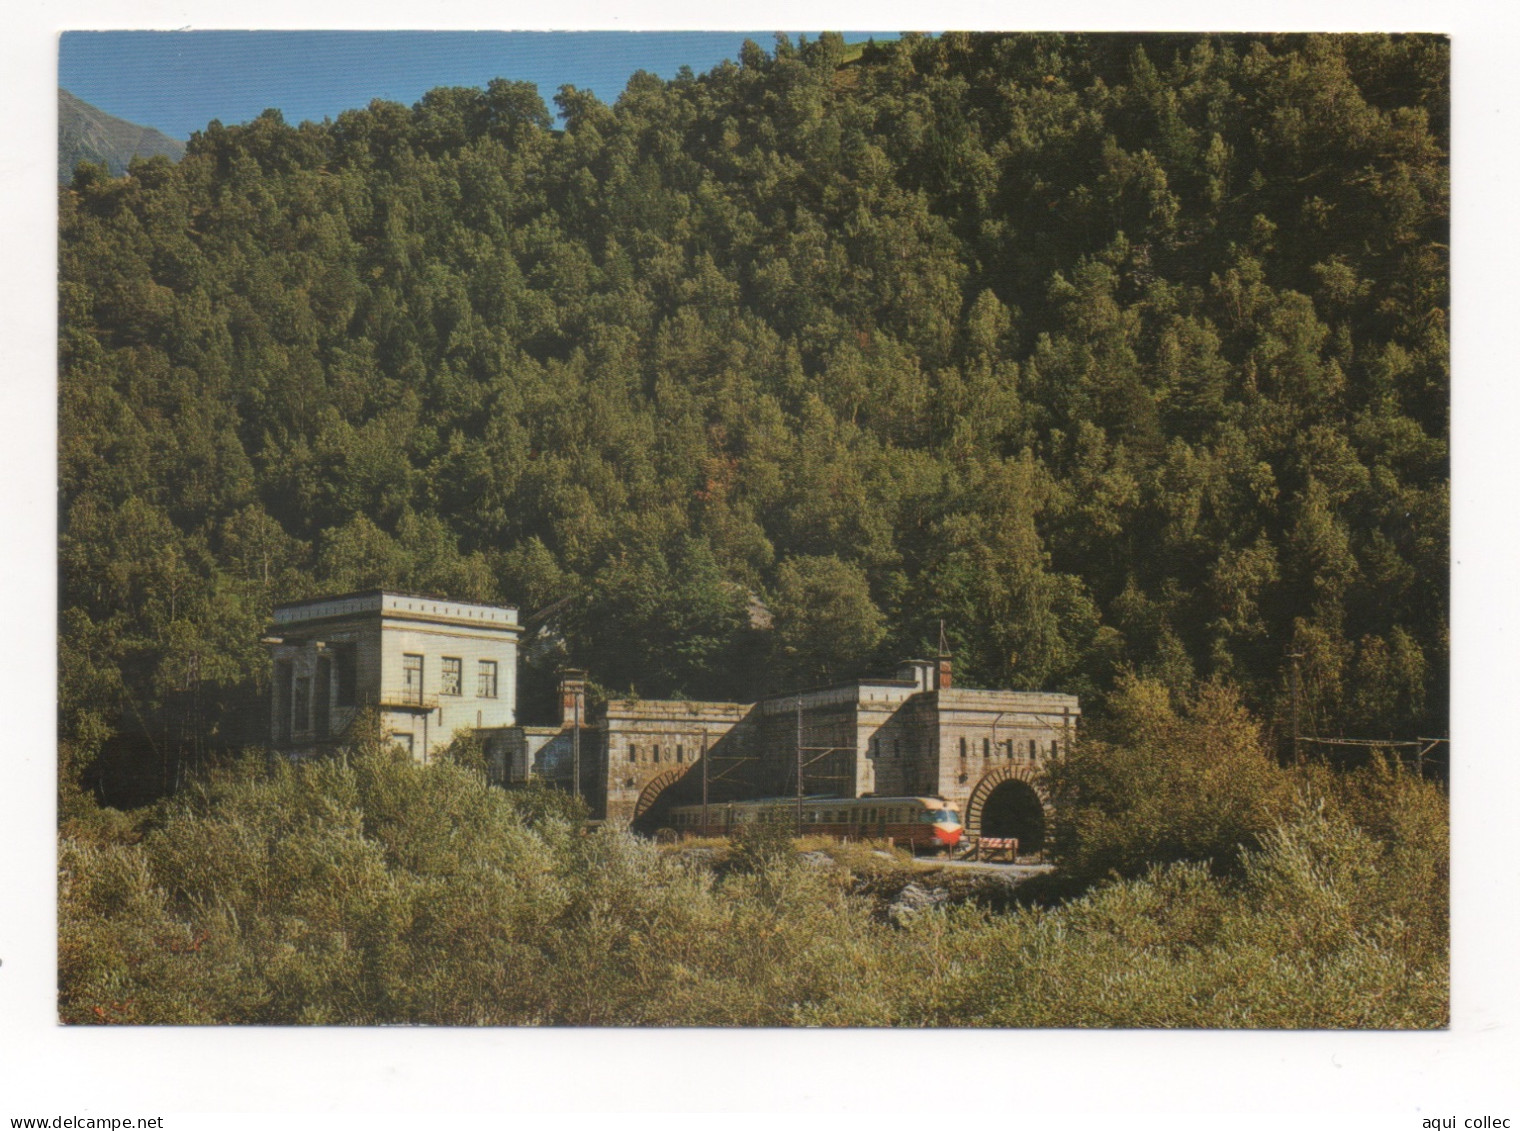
[374, 688, 440, 712]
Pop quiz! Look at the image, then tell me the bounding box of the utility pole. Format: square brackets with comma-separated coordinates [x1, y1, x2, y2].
[701, 728, 710, 836]
[572, 685, 581, 804]
[1289, 650, 1304, 767]
[795, 693, 804, 836]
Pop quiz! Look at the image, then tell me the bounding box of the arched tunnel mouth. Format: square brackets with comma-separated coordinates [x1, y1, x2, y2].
[631, 771, 700, 837]
[978, 779, 1046, 853]
[632, 791, 678, 837]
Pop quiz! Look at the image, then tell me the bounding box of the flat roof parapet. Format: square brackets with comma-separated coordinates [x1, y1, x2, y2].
[938, 687, 1081, 711]
[603, 700, 751, 720]
[272, 588, 519, 628]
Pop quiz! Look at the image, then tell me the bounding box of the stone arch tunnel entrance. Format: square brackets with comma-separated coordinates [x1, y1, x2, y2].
[631, 767, 692, 836]
[965, 766, 1048, 853]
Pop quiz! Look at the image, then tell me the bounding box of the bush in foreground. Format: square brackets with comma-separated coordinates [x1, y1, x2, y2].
[1044, 676, 1294, 883]
[60, 737, 1445, 1027]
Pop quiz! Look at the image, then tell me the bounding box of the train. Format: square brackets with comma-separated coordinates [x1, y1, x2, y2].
[662, 795, 965, 852]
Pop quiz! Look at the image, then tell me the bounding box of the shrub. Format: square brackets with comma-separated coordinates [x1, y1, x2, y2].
[1044, 675, 1292, 883]
[498, 778, 590, 832]
[728, 808, 798, 874]
[58, 730, 1445, 1028]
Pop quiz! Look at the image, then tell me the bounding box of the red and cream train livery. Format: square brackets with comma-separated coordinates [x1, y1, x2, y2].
[663, 795, 964, 852]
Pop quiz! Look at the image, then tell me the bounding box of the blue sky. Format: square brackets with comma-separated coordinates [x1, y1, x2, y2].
[59, 30, 891, 141]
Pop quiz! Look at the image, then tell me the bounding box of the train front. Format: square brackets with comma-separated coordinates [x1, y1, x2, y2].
[925, 803, 963, 848]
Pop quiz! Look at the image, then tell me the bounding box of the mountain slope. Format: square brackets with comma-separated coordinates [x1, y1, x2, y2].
[58, 88, 185, 182]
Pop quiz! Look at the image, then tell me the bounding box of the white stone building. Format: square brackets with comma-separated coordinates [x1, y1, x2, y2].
[263, 589, 1080, 846]
[264, 590, 520, 760]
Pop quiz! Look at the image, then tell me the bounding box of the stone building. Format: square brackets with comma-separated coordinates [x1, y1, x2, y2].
[266, 590, 1079, 847]
[497, 656, 1079, 849]
[264, 590, 521, 759]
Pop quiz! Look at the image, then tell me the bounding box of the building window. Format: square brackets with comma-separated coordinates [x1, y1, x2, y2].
[477, 659, 498, 699]
[983, 737, 990, 758]
[441, 657, 462, 696]
[315, 658, 332, 739]
[959, 737, 968, 760]
[653, 744, 661, 763]
[333, 646, 357, 707]
[1029, 739, 1038, 761]
[676, 744, 684, 763]
[402, 654, 423, 704]
[629, 744, 639, 763]
[275, 660, 293, 742]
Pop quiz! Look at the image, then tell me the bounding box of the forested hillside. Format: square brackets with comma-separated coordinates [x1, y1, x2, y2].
[59, 33, 1448, 800]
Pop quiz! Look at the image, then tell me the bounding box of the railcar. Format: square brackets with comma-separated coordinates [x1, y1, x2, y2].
[663, 795, 963, 852]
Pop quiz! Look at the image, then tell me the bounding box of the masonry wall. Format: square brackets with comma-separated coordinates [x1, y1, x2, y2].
[932, 689, 1081, 816]
[268, 616, 382, 754]
[377, 618, 518, 759]
[268, 592, 520, 762]
[600, 700, 751, 823]
[481, 726, 561, 786]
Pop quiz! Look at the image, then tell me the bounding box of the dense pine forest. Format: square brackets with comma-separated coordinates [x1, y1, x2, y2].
[57, 31, 1449, 1029]
[60, 33, 1447, 799]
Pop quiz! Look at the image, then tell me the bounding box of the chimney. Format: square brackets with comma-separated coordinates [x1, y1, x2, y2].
[936, 620, 953, 690]
[559, 669, 587, 729]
